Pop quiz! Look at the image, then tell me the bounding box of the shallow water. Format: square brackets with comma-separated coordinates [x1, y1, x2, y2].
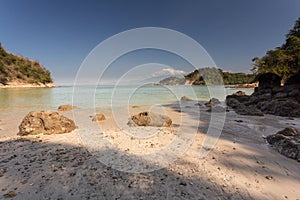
[0, 85, 253, 113]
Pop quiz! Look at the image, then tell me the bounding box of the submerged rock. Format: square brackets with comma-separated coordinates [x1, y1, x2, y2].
[58, 104, 75, 111]
[128, 111, 172, 127]
[266, 127, 300, 161]
[18, 111, 76, 135]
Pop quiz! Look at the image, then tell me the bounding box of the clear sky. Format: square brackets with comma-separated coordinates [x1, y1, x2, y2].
[0, 0, 299, 85]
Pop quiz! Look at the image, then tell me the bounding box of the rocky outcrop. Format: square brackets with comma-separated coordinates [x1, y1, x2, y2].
[266, 127, 300, 161]
[226, 73, 300, 117]
[128, 111, 172, 127]
[18, 111, 76, 135]
[58, 105, 75, 111]
[257, 73, 281, 90]
[285, 71, 300, 85]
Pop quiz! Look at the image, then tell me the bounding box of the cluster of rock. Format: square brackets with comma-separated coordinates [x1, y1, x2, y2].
[128, 111, 172, 127]
[18, 111, 76, 136]
[226, 72, 300, 117]
[266, 127, 300, 161]
[205, 98, 227, 113]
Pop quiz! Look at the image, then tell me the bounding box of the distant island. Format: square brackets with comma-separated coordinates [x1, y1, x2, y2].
[159, 67, 256, 86]
[0, 43, 54, 88]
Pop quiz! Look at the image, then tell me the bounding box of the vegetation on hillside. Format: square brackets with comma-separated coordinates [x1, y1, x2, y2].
[159, 68, 255, 85]
[0, 43, 52, 85]
[252, 17, 300, 82]
[185, 68, 256, 85]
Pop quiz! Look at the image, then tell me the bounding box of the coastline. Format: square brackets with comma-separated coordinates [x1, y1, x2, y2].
[0, 103, 299, 199]
[0, 82, 55, 88]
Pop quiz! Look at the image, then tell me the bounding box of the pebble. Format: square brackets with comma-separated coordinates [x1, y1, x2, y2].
[3, 191, 17, 198]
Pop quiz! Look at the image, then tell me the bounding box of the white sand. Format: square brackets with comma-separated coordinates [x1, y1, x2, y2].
[0, 102, 300, 199]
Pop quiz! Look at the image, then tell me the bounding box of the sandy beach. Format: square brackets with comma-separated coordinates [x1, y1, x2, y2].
[1, 101, 300, 199]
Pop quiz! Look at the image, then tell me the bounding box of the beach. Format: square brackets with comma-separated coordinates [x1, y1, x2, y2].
[1, 98, 300, 199]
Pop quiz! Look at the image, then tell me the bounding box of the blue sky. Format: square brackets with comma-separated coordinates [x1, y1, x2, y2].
[0, 0, 299, 85]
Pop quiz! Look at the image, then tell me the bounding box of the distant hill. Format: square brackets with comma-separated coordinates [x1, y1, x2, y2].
[159, 76, 186, 85]
[0, 43, 53, 87]
[159, 67, 256, 85]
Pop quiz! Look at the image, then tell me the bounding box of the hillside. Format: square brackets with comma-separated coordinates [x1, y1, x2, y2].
[0, 43, 53, 87]
[159, 68, 256, 86]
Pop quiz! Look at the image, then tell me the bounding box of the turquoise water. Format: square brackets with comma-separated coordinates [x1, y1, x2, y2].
[0, 85, 253, 113]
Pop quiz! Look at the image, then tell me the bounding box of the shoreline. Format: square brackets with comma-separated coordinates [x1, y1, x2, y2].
[0, 82, 55, 89]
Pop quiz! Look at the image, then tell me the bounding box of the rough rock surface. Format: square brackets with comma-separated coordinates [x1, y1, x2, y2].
[92, 113, 106, 122]
[226, 73, 300, 117]
[128, 111, 172, 127]
[206, 106, 227, 113]
[58, 104, 75, 111]
[266, 127, 300, 161]
[18, 111, 76, 135]
[205, 98, 221, 107]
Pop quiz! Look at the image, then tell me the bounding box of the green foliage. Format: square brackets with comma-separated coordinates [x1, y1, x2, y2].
[0, 43, 53, 84]
[253, 17, 300, 81]
[184, 67, 255, 85]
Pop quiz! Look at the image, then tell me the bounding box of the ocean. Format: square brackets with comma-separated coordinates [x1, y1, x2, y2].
[0, 85, 254, 113]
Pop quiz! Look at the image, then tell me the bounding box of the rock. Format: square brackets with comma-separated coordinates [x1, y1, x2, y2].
[257, 73, 281, 89]
[266, 127, 300, 161]
[180, 96, 192, 101]
[288, 89, 299, 97]
[3, 191, 17, 198]
[205, 98, 221, 107]
[128, 111, 172, 127]
[233, 90, 246, 96]
[285, 71, 300, 85]
[92, 113, 106, 122]
[235, 105, 264, 116]
[18, 111, 76, 135]
[206, 106, 226, 113]
[58, 104, 75, 111]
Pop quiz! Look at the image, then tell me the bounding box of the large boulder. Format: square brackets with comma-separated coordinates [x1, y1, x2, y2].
[257, 73, 281, 89]
[128, 111, 172, 127]
[18, 111, 76, 136]
[266, 127, 300, 161]
[58, 104, 75, 111]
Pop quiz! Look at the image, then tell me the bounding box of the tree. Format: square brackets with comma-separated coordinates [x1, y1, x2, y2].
[252, 17, 300, 82]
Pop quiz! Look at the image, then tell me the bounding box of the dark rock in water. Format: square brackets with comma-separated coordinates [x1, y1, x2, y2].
[128, 111, 172, 127]
[18, 111, 77, 135]
[257, 73, 281, 89]
[205, 98, 221, 107]
[266, 127, 300, 161]
[285, 71, 300, 86]
[58, 104, 75, 111]
[206, 106, 226, 113]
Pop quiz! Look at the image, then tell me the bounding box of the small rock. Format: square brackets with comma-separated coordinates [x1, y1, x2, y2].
[180, 96, 192, 101]
[58, 104, 75, 111]
[3, 191, 17, 198]
[128, 111, 172, 127]
[265, 175, 273, 180]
